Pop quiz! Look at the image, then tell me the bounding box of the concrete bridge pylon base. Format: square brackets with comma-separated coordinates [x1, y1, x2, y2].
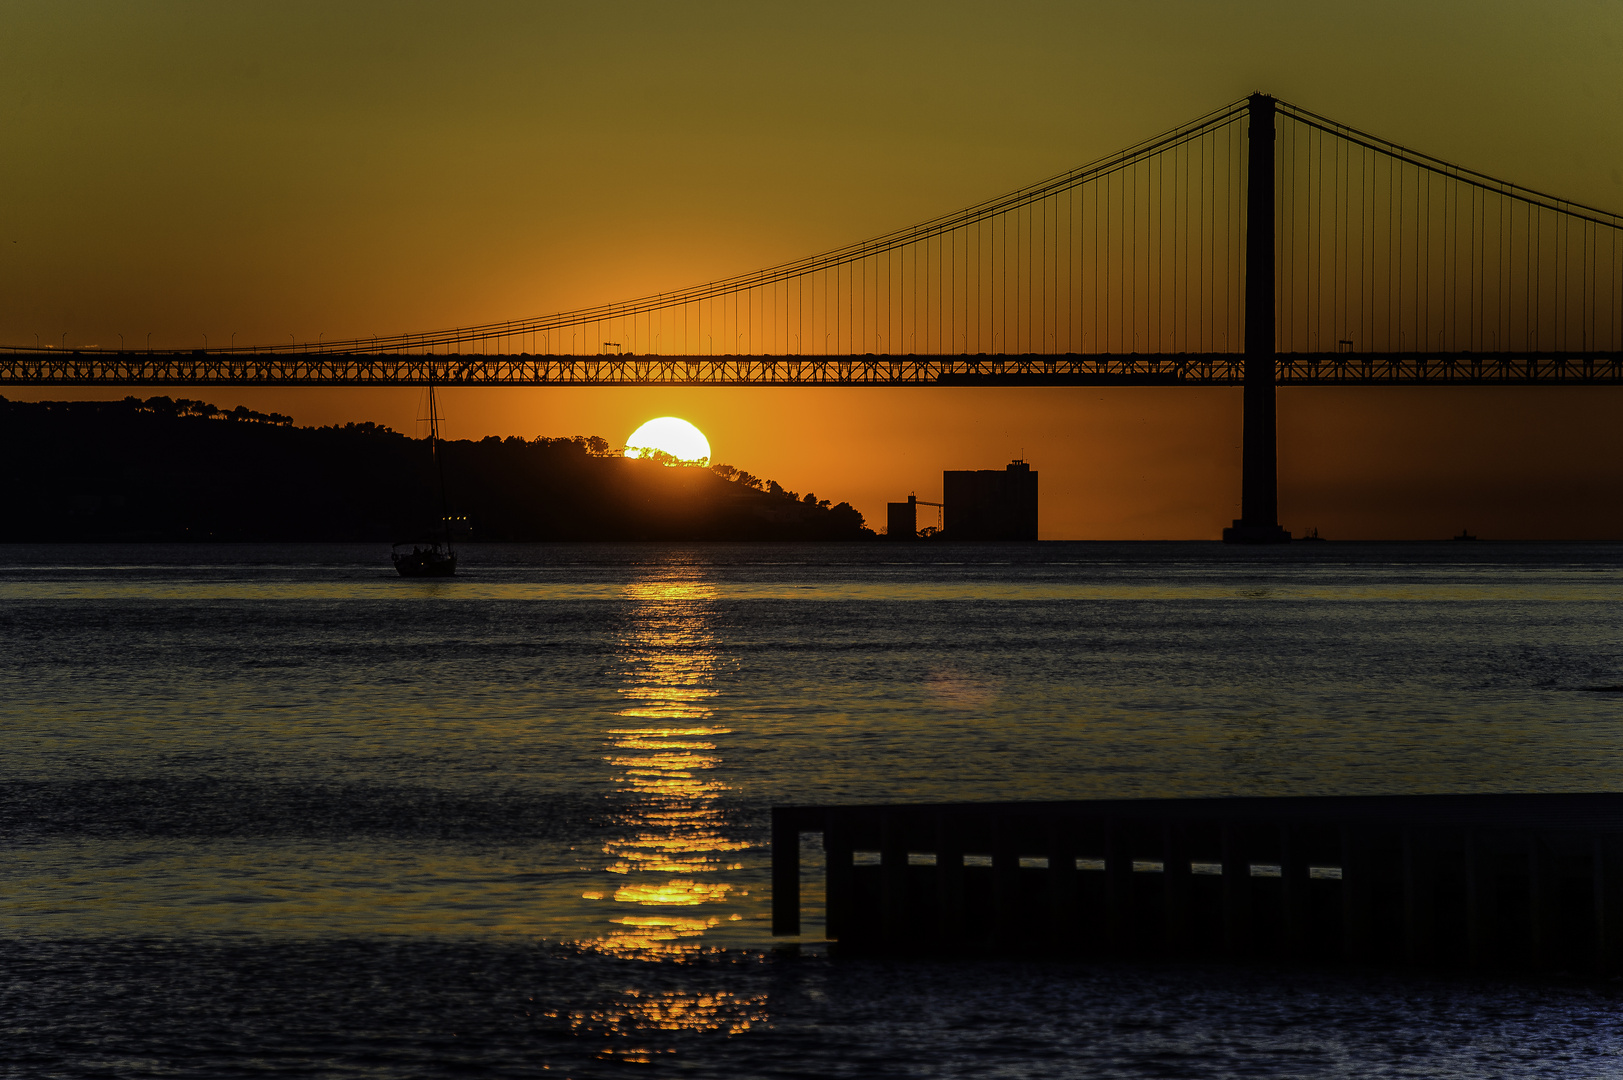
[1223, 520, 1293, 544]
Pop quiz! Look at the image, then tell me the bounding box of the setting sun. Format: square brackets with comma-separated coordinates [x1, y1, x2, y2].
[625, 417, 711, 466]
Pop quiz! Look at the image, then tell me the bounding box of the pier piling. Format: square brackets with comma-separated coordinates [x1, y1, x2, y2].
[770, 794, 1623, 974]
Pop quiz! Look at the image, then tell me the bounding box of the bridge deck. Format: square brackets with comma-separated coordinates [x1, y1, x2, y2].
[3, 351, 1622, 387]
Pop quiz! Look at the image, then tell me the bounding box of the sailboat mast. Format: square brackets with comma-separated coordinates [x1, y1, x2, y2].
[428, 379, 454, 553]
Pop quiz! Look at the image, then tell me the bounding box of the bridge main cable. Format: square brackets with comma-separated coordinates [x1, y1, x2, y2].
[27, 99, 1252, 360]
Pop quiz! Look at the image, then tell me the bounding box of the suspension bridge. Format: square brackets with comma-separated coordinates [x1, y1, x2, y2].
[5, 95, 1621, 541]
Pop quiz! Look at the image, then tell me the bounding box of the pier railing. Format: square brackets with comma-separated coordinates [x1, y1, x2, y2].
[772, 794, 1623, 972]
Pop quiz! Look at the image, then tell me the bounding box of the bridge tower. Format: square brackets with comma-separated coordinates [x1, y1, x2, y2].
[1223, 93, 1292, 544]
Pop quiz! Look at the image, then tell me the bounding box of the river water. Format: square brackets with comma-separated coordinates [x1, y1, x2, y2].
[4, 541, 1623, 1077]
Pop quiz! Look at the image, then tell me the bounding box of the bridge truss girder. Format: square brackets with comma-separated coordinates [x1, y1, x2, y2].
[2, 351, 1621, 388]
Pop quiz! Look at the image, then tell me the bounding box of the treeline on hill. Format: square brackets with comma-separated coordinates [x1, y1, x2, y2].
[0, 396, 872, 542]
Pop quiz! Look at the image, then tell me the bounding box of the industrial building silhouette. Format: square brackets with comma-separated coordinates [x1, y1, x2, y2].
[888, 460, 1037, 540]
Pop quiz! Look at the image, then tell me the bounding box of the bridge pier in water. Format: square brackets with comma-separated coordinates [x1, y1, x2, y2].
[1225, 93, 1291, 544]
[772, 795, 1623, 973]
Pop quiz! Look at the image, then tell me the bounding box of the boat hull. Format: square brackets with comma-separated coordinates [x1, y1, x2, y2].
[392, 551, 457, 577]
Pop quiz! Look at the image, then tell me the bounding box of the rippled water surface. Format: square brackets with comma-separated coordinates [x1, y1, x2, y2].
[5, 541, 1623, 1077]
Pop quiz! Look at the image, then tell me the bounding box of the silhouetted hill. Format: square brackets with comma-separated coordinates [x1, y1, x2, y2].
[0, 396, 872, 542]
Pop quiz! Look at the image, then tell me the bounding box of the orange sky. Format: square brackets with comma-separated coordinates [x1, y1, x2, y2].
[5, 2, 1623, 538]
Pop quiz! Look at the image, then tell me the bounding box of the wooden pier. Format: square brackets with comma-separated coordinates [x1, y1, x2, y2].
[771, 794, 1623, 972]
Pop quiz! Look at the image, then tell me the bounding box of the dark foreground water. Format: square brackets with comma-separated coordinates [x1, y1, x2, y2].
[5, 541, 1623, 1077]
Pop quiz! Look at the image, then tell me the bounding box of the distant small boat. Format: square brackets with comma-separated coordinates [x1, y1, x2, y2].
[1299, 527, 1326, 542]
[393, 380, 458, 578]
[392, 540, 457, 577]
[1453, 529, 1477, 541]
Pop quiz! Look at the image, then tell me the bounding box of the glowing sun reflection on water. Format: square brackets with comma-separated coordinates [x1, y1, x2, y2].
[545, 987, 770, 1064]
[587, 569, 749, 962]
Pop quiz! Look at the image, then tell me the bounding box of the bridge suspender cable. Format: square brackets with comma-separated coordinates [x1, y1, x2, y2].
[4, 94, 1620, 367]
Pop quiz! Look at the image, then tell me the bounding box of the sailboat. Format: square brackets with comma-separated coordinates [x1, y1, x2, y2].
[392, 380, 458, 577]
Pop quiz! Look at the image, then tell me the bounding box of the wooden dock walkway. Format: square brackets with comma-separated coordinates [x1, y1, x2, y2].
[771, 794, 1623, 972]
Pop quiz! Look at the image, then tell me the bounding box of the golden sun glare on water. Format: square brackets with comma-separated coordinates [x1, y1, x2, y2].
[624, 417, 711, 466]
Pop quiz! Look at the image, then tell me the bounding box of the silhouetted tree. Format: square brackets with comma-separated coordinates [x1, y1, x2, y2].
[0, 395, 872, 542]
